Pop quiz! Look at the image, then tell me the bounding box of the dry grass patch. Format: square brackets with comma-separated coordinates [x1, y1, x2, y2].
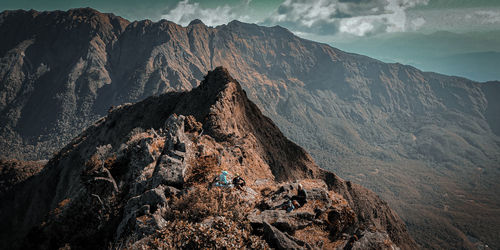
[165, 185, 252, 223]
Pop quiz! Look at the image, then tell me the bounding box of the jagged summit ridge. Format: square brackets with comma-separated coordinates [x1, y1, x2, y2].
[160, 67, 318, 182]
[188, 18, 205, 26]
[0, 68, 415, 249]
[192, 66, 239, 98]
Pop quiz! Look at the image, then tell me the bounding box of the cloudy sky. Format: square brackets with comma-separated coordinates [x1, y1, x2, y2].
[2, 0, 499, 37]
[2, 0, 499, 81]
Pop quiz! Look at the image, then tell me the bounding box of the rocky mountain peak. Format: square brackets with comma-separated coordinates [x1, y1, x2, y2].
[174, 67, 319, 182]
[65, 7, 109, 18]
[64, 8, 130, 36]
[0, 68, 416, 249]
[188, 18, 205, 26]
[197, 66, 237, 92]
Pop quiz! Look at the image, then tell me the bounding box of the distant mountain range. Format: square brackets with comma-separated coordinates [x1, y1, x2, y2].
[335, 31, 500, 82]
[0, 8, 499, 249]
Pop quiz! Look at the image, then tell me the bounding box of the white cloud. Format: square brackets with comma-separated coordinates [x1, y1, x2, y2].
[273, 0, 338, 27]
[474, 10, 500, 24]
[407, 7, 500, 33]
[160, 0, 498, 39]
[339, 18, 375, 36]
[265, 0, 430, 36]
[410, 17, 426, 30]
[161, 0, 251, 27]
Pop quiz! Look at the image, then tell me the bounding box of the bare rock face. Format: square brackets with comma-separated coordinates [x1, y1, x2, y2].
[1, 8, 499, 249]
[0, 68, 415, 249]
[152, 114, 190, 188]
[262, 221, 308, 249]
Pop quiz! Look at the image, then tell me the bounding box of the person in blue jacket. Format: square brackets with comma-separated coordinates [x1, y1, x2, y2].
[284, 199, 295, 213]
[216, 171, 230, 187]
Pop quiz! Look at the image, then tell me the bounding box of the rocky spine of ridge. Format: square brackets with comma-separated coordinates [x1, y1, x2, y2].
[0, 68, 416, 249]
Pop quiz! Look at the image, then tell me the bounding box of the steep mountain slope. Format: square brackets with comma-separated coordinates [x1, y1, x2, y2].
[0, 8, 499, 249]
[0, 8, 129, 159]
[0, 67, 416, 249]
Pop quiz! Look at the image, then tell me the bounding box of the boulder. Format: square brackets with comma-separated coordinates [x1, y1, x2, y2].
[262, 222, 302, 250]
[153, 155, 186, 187]
[249, 210, 314, 234]
[116, 186, 169, 239]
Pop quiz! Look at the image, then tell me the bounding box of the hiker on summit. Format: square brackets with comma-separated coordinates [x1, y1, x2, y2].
[232, 173, 246, 190]
[292, 184, 308, 207]
[216, 171, 231, 187]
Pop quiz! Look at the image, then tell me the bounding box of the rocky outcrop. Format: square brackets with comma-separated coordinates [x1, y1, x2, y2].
[152, 114, 190, 188]
[0, 68, 415, 249]
[1, 8, 499, 249]
[262, 222, 308, 250]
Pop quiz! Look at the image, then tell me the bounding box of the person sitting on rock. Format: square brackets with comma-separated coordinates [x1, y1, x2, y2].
[216, 170, 231, 187]
[291, 184, 308, 207]
[232, 173, 246, 190]
[283, 199, 295, 213]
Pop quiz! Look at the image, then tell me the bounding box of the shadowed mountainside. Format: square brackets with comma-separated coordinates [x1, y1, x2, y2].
[0, 8, 499, 249]
[0, 67, 416, 249]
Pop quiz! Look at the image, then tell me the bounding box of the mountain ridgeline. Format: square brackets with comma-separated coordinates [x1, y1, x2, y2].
[0, 8, 499, 249]
[0, 67, 416, 249]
